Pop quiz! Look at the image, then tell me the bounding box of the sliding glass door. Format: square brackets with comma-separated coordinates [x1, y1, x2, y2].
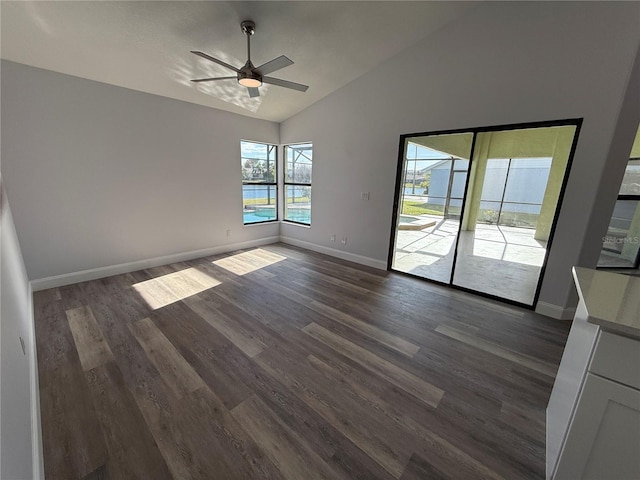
[390, 133, 473, 283]
[389, 121, 581, 307]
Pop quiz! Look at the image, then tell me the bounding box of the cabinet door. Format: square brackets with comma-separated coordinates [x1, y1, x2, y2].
[546, 301, 600, 479]
[554, 373, 640, 480]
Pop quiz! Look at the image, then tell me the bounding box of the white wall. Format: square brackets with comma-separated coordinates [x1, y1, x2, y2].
[1, 179, 38, 479]
[280, 1, 640, 314]
[1, 61, 280, 283]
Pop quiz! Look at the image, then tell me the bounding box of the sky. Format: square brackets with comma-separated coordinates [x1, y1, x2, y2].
[241, 140, 312, 163]
[241, 140, 273, 161]
[405, 142, 450, 170]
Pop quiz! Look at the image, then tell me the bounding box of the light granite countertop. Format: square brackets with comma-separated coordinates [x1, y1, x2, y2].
[572, 266, 640, 340]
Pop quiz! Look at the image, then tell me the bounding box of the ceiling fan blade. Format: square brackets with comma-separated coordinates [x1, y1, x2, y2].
[190, 76, 236, 83]
[191, 51, 240, 73]
[248, 87, 260, 98]
[263, 76, 309, 92]
[255, 55, 294, 76]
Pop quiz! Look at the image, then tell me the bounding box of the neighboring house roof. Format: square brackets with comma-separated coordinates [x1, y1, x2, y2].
[417, 159, 452, 174]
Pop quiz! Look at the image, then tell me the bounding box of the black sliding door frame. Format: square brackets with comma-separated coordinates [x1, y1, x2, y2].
[388, 118, 583, 309]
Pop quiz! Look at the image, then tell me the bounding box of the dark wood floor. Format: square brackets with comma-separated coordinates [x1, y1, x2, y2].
[34, 243, 571, 480]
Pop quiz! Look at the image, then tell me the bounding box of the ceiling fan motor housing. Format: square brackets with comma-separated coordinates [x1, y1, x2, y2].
[238, 58, 262, 87]
[238, 65, 262, 85]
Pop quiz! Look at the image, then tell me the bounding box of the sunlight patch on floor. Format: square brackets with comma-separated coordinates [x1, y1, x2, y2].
[133, 267, 221, 310]
[212, 248, 286, 275]
[471, 239, 545, 267]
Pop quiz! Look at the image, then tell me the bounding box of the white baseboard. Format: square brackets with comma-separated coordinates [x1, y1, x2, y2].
[536, 301, 576, 320]
[30, 237, 280, 291]
[280, 236, 387, 270]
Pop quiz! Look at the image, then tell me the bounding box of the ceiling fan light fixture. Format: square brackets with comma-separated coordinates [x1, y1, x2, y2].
[238, 77, 262, 88]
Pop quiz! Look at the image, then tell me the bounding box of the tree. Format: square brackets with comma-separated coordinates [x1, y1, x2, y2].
[420, 171, 431, 189]
[299, 186, 311, 201]
[251, 161, 264, 180]
[264, 163, 275, 182]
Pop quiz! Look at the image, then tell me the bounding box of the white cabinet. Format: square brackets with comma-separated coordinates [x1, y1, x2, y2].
[554, 373, 640, 479]
[547, 268, 640, 480]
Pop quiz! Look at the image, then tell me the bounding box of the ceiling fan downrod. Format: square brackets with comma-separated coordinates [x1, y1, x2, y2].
[241, 20, 255, 63]
[238, 20, 261, 87]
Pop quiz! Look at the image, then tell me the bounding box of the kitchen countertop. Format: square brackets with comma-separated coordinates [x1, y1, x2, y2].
[572, 266, 640, 340]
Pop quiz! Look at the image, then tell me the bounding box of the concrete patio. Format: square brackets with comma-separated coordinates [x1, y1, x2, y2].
[393, 217, 547, 304]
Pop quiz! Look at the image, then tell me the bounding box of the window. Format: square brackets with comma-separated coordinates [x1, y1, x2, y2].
[284, 143, 312, 225]
[241, 140, 277, 224]
[598, 157, 640, 268]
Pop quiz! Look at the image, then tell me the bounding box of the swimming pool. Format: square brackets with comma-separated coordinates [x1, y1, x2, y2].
[243, 211, 276, 223]
[399, 214, 420, 224]
[284, 209, 311, 224]
[243, 208, 311, 224]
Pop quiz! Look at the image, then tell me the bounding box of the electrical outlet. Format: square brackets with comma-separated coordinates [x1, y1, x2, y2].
[361, 192, 370, 201]
[341, 237, 347, 245]
[330, 235, 336, 242]
[226, 229, 232, 238]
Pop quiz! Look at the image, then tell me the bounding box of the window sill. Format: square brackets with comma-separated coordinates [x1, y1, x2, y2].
[281, 220, 311, 228]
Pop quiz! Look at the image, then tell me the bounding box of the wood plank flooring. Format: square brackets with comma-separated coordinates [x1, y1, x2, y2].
[33, 243, 571, 480]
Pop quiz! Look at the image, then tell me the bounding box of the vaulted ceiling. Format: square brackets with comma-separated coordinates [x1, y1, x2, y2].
[1, 1, 475, 122]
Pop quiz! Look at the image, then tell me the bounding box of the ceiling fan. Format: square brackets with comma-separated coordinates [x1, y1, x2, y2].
[191, 20, 309, 98]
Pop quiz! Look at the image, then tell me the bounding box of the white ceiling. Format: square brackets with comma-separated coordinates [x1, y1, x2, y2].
[1, 1, 474, 122]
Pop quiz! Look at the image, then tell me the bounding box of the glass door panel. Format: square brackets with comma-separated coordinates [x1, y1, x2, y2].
[598, 200, 640, 268]
[452, 125, 577, 305]
[390, 132, 473, 283]
[597, 125, 640, 269]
